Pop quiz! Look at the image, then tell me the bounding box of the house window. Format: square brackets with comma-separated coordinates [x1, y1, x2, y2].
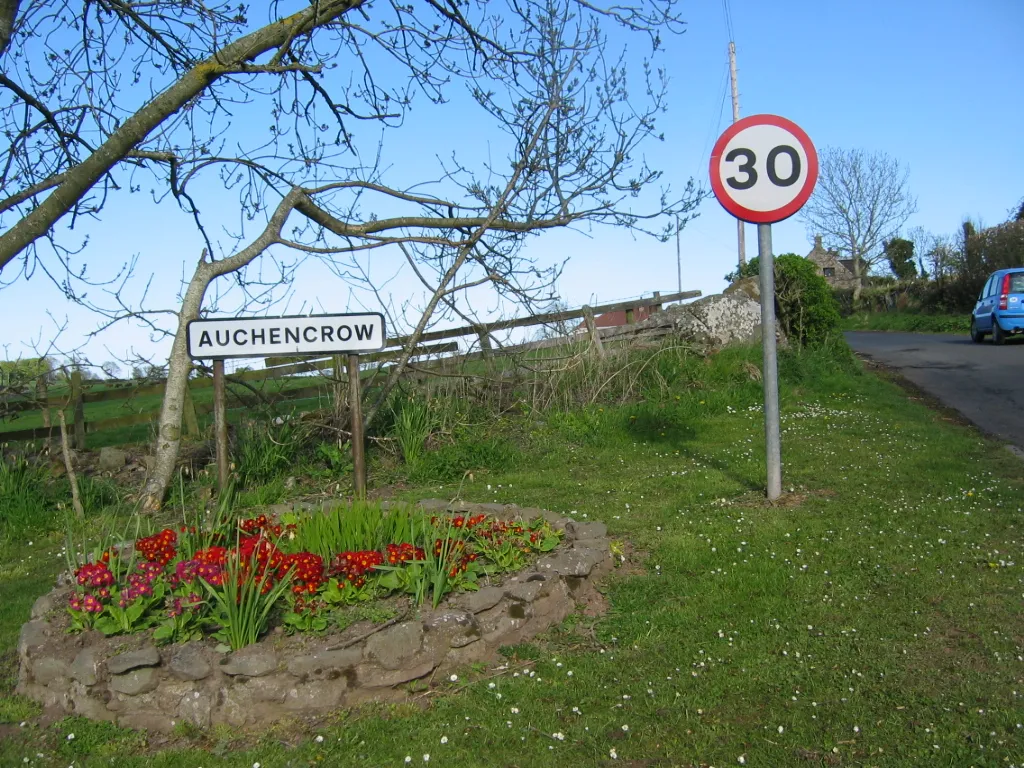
[823, 267, 835, 277]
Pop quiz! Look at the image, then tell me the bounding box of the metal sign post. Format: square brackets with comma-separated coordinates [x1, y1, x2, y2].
[188, 312, 386, 498]
[709, 114, 818, 500]
[757, 224, 782, 499]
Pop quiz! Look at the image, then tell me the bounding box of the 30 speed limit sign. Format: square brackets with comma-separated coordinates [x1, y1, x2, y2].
[709, 114, 818, 224]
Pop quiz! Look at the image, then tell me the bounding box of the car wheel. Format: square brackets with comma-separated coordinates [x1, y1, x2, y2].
[992, 317, 1006, 345]
[970, 318, 985, 343]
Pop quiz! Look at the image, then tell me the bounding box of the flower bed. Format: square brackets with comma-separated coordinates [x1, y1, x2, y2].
[18, 501, 611, 732]
[62, 500, 566, 649]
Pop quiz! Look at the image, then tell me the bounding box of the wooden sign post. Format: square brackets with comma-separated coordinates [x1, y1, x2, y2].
[212, 359, 229, 495]
[347, 354, 366, 499]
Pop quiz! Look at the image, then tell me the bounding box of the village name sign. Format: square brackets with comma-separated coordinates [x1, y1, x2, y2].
[187, 313, 386, 359]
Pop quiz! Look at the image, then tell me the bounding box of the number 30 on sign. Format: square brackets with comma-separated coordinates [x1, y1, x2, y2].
[709, 114, 818, 224]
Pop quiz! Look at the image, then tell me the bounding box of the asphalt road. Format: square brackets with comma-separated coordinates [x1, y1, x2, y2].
[844, 331, 1024, 450]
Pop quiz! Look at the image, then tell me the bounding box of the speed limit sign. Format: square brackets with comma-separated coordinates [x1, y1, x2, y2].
[709, 114, 818, 224]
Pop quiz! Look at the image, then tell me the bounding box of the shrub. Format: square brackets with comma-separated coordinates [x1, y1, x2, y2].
[740, 254, 841, 346]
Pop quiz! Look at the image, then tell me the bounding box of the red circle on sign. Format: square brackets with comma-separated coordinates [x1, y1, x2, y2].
[709, 114, 818, 224]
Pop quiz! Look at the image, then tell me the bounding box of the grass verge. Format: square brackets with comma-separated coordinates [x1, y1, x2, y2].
[840, 311, 970, 334]
[1, 343, 1022, 767]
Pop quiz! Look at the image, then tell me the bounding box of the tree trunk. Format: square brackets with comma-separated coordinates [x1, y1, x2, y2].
[852, 253, 863, 302]
[137, 191, 299, 511]
[139, 260, 213, 512]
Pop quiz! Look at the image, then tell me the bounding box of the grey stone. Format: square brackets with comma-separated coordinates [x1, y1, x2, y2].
[176, 691, 213, 729]
[567, 521, 607, 540]
[117, 711, 175, 734]
[535, 547, 606, 577]
[724, 275, 760, 301]
[243, 673, 292, 703]
[107, 645, 160, 675]
[444, 640, 491, 668]
[19, 682, 71, 711]
[505, 581, 545, 603]
[155, 680, 196, 712]
[286, 648, 362, 677]
[424, 610, 480, 649]
[70, 688, 116, 721]
[218, 686, 253, 728]
[167, 643, 211, 681]
[98, 447, 128, 471]
[69, 647, 101, 685]
[221, 645, 278, 677]
[628, 294, 784, 349]
[283, 680, 346, 712]
[481, 614, 529, 645]
[364, 621, 423, 670]
[572, 538, 608, 553]
[30, 593, 57, 620]
[356, 660, 436, 689]
[461, 586, 504, 614]
[32, 657, 69, 686]
[109, 668, 159, 696]
[474, 503, 510, 515]
[17, 620, 50, 657]
[415, 499, 452, 512]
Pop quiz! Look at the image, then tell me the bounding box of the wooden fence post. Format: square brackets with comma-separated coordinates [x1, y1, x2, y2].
[347, 354, 366, 499]
[70, 370, 86, 450]
[182, 383, 200, 438]
[36, 376, 50, 428]
[652, 291, 662, 312]
[581, 305, 606, 359]
[332, 354, 346, 425]
[213, 360, 229, 495]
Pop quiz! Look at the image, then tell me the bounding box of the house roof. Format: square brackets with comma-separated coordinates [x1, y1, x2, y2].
[807, 235, 854, 275]
[575, 305, 656, 332]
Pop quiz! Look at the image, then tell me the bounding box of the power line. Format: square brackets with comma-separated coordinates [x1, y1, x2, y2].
[697, 62, 731, 177]
[722, 0, 736, 46]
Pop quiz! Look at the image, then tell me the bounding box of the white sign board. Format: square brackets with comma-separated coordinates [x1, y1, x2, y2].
[187, 313, 386, 359]
[709, 114, 818, 224]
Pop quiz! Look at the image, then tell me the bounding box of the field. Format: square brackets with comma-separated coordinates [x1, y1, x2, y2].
[1, 343, 1022, 767]
[0, 372, 341, 449]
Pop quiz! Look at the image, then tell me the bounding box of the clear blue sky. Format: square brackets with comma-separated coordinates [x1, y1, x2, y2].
[3, 0, 1023, 367]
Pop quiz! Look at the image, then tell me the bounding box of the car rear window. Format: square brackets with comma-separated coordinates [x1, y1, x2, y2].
[1011, 273, 1024, 293]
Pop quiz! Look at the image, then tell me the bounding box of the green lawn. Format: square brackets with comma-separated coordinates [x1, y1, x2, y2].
[1, 344, 1022, 766]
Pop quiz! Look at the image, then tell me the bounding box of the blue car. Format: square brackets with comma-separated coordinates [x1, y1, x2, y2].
[971, 268, 1024, 344]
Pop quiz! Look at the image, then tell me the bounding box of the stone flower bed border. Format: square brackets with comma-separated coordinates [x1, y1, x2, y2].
[17, 501, 611, 733]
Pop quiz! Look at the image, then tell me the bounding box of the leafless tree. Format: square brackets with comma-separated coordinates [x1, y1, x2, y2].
[15, 0, 703, 511]
[799, 148, 917, 299]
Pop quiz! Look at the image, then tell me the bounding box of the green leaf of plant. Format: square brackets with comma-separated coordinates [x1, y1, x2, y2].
[95, 616, 120, 636]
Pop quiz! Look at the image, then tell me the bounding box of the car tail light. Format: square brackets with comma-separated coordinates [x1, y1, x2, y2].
[999, 273, 1012, 310]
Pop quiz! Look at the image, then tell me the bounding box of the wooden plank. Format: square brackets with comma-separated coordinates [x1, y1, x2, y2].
[261, 341, 461, 370]
[390, 290, 701, 346]
[84, 410, 156, 432]
[0, 424, 56, 442]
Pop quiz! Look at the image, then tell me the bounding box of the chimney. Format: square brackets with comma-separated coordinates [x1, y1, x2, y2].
[814, 235, 823, 249]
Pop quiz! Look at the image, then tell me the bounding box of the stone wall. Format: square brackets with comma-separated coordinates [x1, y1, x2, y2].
[17, 502, 611, 733]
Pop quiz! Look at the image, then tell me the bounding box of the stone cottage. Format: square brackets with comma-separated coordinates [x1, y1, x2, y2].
[805, 235, 857, 289]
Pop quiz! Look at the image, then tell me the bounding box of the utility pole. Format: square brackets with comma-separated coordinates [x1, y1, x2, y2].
[728, 41, 746, 271]
[675, 216, 682, 293]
